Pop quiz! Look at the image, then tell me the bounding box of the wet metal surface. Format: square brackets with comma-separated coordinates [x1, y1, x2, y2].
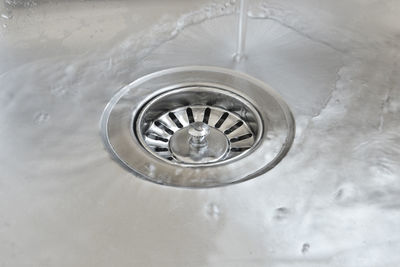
[1, 0, 400, 266]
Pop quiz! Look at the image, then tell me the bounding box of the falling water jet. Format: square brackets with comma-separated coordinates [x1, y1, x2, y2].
[234, 0, 248, 62]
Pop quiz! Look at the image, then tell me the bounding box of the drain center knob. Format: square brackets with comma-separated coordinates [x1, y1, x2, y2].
[169, 121, 229, 164]
[188, 122, 210, 147]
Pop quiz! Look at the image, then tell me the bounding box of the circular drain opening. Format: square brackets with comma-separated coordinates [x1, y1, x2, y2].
[101, 66, 295, 188]
[136, 86, 262, 166]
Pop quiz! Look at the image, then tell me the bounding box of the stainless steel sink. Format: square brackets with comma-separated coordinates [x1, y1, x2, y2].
[1, 0, 400, 266]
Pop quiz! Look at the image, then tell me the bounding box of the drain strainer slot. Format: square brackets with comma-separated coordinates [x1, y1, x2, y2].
[101, 66, 295, 188]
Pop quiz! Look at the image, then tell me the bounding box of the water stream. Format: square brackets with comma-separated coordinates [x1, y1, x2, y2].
[234, 0, 249, 62]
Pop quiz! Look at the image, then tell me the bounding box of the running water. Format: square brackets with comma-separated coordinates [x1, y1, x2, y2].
[1, 1, 400, 266]
[234, 0, 249, 62]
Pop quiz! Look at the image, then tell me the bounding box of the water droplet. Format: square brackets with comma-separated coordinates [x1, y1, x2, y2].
[334, 183, 359, 203]
[206, 203, 220, 219]
[274, 207, 290, 220]
[301, 243, 310, 254]
[144, 163, 156, 176]
[1, 13, 12, 20]
[248, 10, 268, 19]
[5, 0, 37, 7]
[50, 86, 79, 98]
[33, 112, 50, 124]
[65, 65, 76, 75]
[174, 168, 183, 175]
[50, 86, 67, 97]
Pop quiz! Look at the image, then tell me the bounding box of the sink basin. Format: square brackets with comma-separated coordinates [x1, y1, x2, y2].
[1, 0, 400, 266]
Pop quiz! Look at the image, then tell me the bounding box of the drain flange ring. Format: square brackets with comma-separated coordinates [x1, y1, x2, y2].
[101, 66, 295, 188]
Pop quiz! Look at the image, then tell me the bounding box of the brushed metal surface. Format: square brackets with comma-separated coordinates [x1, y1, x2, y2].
[1, 0, 400, 266]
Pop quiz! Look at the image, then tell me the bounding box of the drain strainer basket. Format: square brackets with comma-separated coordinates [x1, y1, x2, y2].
[101, 66, 295, 188]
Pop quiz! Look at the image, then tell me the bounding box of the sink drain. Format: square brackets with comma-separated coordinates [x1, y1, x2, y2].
[101, 66, 295, 188]
[136, 86, 262, 166]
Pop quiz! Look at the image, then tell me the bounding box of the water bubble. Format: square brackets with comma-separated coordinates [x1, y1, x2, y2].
[301, 243, 310, 254]
[33, 112, 50, 124]
[206, 203, 220, 219]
